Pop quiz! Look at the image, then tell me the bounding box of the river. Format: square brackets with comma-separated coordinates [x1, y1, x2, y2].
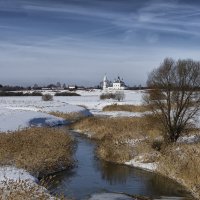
[47, 131, 193, 200]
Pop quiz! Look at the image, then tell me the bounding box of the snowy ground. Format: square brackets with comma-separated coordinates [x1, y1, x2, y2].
[0, 95, 92, 132]
[0, 108, 67, 132]
[63, 89, 144, 111]
[0, 166, 37, 184]
[0, 90, 199, 171]
[0, 166, 56, 199]
[125, 158, 158, 172]
[0, 90, 144, 132]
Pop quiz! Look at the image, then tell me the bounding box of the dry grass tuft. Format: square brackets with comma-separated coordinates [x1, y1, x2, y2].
[0, 179, 60, 200]
[102, 104, 150, 112]
[0, 128, 74, 177]
[158, 143, 200, 198]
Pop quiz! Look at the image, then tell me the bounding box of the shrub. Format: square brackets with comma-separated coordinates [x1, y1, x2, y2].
[100, 91, 125, 101]
[114, 91, 125, 101]
[151, 139, 163, 151]
[100, 93, 116, 100]
[42, 94, 53, 101]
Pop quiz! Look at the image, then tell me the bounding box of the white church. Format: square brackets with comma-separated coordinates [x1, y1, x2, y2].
[102, 74, 127, 91]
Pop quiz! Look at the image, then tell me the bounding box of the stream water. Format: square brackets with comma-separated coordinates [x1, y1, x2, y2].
[48, 131, 193, 200]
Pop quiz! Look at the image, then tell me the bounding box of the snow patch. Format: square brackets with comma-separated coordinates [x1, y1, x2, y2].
[0, 108, 67, 132]
[177, 135, 200, 144]
[0, 166, 37, 184]
[125, 157, 158, 171]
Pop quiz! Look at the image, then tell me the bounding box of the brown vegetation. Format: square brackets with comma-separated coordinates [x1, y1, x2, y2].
[102, 104, 150, 112]
[0, 179, 60, 200]
[72, 116, 161, 163]
[158, 142, 200, 199]
[0, 127, 74, 177]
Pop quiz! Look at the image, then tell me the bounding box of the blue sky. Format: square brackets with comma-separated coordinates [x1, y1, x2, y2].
[1, 0, 200, 86]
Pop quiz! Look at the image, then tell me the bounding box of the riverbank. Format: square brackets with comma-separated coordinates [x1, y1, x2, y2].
[72, 115, 200, 200]
[0, 96, 92, 199]
[0, 127, 74, 199]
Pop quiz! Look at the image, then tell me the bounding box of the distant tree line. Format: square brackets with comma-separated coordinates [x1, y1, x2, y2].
[0, 91, 42, 96]
[0, 85, 30, 91]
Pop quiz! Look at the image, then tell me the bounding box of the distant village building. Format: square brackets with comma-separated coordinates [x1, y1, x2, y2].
[102, 74, 127, 91]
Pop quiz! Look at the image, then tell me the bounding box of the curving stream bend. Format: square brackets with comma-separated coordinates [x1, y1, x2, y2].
[47, 131, 193, 200]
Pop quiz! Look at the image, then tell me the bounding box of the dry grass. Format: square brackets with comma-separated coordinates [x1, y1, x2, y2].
[72, 115, 161, 163]
[102, 104, 150, 112]
[158, 143, 200, 199]
[0, 179, 59, 200]
[72, 115, 161, 140]
[0, 128, 74, 177]
[50, 111, 86, 122]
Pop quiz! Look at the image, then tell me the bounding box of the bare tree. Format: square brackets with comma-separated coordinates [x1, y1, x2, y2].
[144, 58, 200, 142]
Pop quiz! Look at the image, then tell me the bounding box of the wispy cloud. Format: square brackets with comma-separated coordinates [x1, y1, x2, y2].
[112, 1, 200, 38]
[0, 0, 200, 85]
[20, 0, 200, 36]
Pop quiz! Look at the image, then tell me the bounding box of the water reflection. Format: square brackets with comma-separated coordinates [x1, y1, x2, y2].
[94, 159, 132, 185]
[94, 159, 190, 198]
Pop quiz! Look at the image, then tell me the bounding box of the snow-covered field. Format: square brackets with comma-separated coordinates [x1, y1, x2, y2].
[0, 90, 144, 132]
[0, 108, 68, 132]
[65, 89, 144, 110]
[0, 94, 93, 132]
[0, 90, 199, 173]
[0, 89, 144, 198]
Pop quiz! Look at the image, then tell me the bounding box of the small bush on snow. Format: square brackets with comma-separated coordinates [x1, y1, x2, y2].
[42, 94, 53, 101]
[100, 91, 125, 101]
[100, 93, 116, 100]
